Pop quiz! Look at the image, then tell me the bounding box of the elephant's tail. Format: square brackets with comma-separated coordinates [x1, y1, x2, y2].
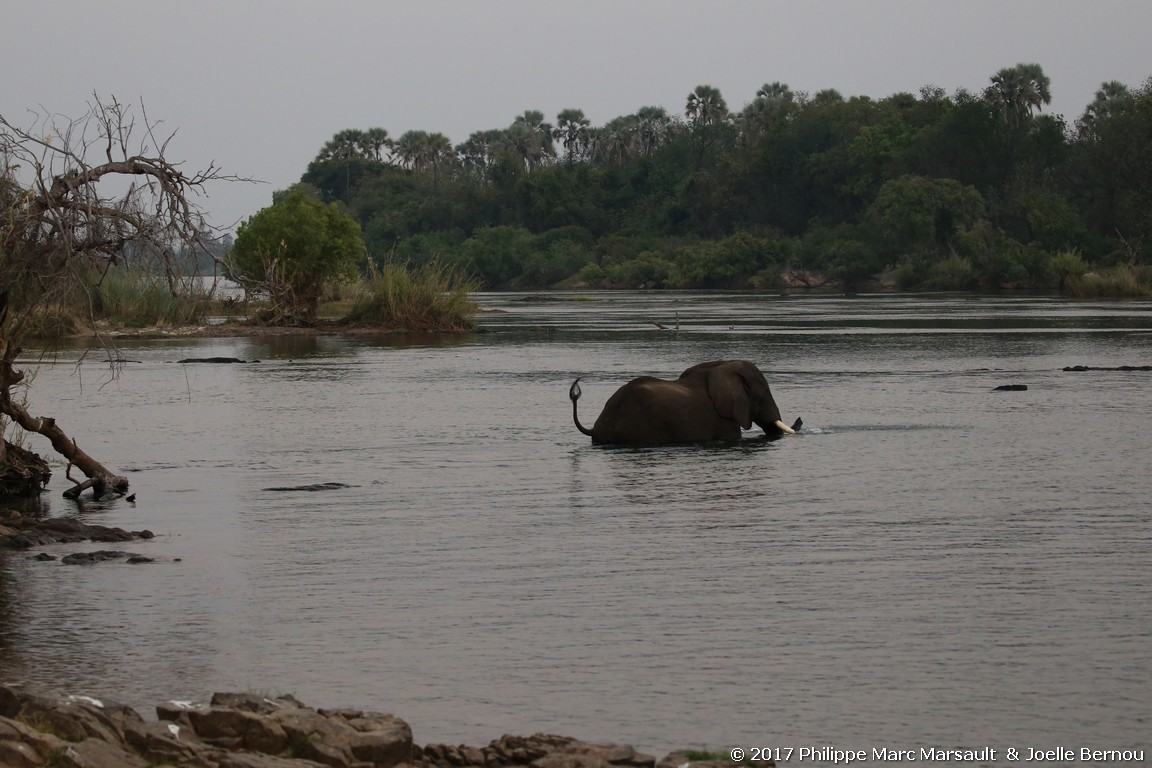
[570, 378, 595, 437]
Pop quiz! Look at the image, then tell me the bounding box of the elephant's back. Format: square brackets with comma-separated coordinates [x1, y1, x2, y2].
[591, 377, 703, 443]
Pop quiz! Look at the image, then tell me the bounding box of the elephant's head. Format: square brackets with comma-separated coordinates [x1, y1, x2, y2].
[682, 360, 796, 438]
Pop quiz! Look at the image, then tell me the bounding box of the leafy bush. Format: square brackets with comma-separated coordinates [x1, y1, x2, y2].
[460, 226, 535, 287]
[389, 231, 466, 269]
[607, 250, 674, 287]
[672, 231, 786, 287]
[1047, 248, 1090, 289]
[576, 262, 607, 286]
[868, 175, 987, 252]
[923, 254, 978, 290]
[519, 239, 593, 287]
[230, 192, 365, 323]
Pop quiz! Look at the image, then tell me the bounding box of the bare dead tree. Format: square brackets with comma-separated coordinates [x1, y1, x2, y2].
[1, 94, 247, 499]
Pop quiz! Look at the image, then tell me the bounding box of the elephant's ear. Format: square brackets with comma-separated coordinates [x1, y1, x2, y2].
[707, 362, 752, 428]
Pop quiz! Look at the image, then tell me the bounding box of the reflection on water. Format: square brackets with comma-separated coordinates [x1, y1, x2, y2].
[2, 293, 1151, 758]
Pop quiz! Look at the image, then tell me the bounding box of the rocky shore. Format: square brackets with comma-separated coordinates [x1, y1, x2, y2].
[1, 515, 750, 767]
[0, 682, 748, 768]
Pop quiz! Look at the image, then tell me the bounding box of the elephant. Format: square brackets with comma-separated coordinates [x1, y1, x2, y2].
[570, 359, 801, 446]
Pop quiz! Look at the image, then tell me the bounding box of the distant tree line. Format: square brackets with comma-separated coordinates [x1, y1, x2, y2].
[281, 63, 1152, 293]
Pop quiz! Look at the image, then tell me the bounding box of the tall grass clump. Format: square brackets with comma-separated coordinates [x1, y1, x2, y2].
[347, 260, 480, 331]
[1063, 264, 1152, 298]
[1047, 248, 1089, 290]
[92, 271, 211, 326]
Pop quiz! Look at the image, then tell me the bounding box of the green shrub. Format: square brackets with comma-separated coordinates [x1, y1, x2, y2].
[671, 232, 788, 288]
[460, 226, 535, 287]
[576, 262, 607, 286]
[519, 239, 593, 287]
[1048, 249, 1089, 289]
[230, 192, 365, 323]
[608, 250, 674, 287]
[388, 231, 465, 269]
[923, 254, 978, 290]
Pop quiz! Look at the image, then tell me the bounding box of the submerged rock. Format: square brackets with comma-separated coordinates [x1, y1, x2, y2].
[0, 510, 153, 551]
[262, 482, 352, 492]
[176, 357, 255, 364]
[1063, 364, 1152, 371]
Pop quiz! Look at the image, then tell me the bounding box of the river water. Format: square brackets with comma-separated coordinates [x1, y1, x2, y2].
[1, 292, 1150, 762]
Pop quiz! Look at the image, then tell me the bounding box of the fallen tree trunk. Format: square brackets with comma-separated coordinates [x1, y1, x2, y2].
[1, 358, 128, 500]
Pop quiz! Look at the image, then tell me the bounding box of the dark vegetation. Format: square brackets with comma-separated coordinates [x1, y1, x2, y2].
[292, 66, 1152, 295]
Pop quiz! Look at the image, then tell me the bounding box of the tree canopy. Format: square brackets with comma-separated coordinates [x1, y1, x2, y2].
[285, 64, 1151, 293]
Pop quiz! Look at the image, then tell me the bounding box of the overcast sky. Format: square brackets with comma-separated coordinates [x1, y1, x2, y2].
[6, 1, 1150, 234]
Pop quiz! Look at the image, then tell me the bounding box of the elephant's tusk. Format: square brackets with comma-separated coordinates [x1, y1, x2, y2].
[773, 419, 796, 434]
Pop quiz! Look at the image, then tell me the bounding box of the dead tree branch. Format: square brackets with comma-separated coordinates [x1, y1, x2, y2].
[1, 93, 251, 498]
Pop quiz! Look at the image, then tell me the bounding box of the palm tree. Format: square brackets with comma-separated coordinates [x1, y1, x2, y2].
[739, 82, 795, 142]
[512, 110, 555, 168]
[458, 129, 503, 180]
[812, 88, 845, 106]
[595, 114, 639, 165]
[362, 127, 394, 162]
[685, 84, 728, 127]
[514, 110, 553, 141]
[316, 128, 367, 162]
[685, 85, 729, 168]
[635, 105, 670, 156]
[756, 81, 792, 102]
[395, 130, 428, 170]
[504, 111, 555, 171]
[1078, 80, 1132, 138]
[988, 63, 1052, 130]
[553, 108, 592, 164]
[424, 132, 454, 190]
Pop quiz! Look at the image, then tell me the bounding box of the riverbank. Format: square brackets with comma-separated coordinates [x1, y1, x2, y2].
[0, 681, 743, 768]
[85, 316, 472, 340]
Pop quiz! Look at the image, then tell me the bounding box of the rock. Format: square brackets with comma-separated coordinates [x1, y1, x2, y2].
[0, 716, 65, 768]
[414, 733, 655, 768]
[176, 356, 252, 363]
[0, 516, 154, 551]
[184, 706, 289, 751]
[262, 482, 353, 492]
[157, 692, 413, 768]
[992, 384, 1028, 391]
[61, 550, 134, 565]
[0, 683, 682, 768]
[1063, 364, 1152, 372]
